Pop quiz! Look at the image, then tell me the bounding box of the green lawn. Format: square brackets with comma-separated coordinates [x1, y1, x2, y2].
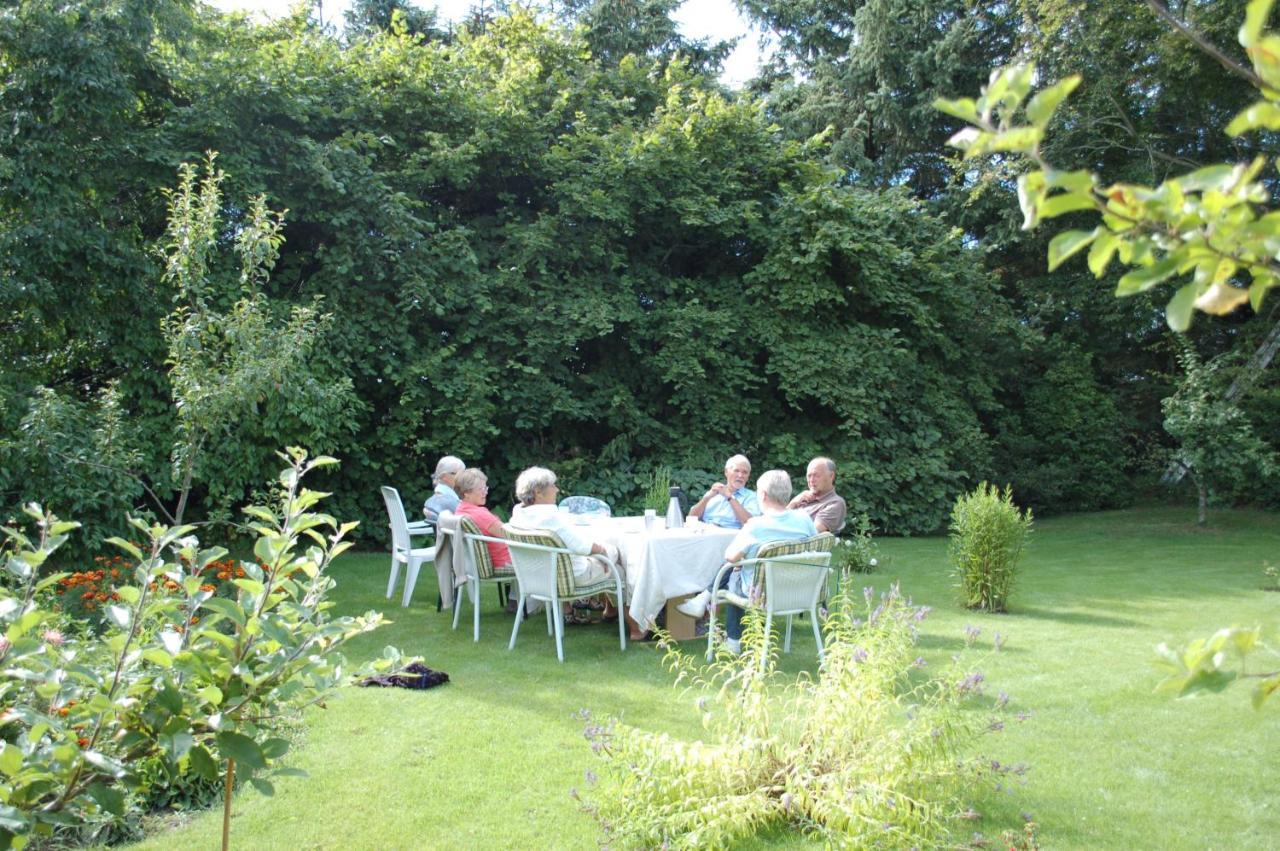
[128, 506, 1280, 850]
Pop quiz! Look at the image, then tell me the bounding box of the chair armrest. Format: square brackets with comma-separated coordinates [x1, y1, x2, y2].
[407, 521, 434, 536]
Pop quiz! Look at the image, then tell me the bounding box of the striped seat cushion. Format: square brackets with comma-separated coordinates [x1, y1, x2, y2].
[742, 532, 837, 595]
[502, 526, 607, 598]
[457, 516, 515, 580]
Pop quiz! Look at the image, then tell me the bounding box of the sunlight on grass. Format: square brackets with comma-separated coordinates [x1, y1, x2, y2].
[128, 506, 1280, 850]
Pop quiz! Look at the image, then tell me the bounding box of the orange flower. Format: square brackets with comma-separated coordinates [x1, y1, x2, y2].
[77, 737, 89, 748]
[81, 591, 94, 600]
[58, 707, 69, 717]
[200, 584, 216, 593]
[84, 602, 96, 611]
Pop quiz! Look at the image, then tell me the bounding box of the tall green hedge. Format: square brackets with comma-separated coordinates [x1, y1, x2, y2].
[0, 2, 1122, 544]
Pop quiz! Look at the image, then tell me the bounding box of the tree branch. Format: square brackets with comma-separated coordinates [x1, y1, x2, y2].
[1144, 0, 1269, 90]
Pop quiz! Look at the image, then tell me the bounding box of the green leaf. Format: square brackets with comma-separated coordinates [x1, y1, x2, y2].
[188, 744, 219, 780]
[0, 744, 21, 778]
[1225, 100, 1280, 136]
[1088, 231, 1122, 277]
[85, 782, 125, 816]
[160, 731, 194, 764]
[1025, 75, 1081, 127]
[105, 605, 131, 630]
[1253, 674, 1280, 709]
[932, 96, 980, 123]
[1241, 0, 1276, 47]
[104, 537, 144, 562]
[1039, 192, 1096, 220]
[142, 648, 174, 668]
[216, 731, 266, 770]
[1047, 229, 1099, 271]
[1165, 282, 1198, 332]
[249, 777, 275, 797]
[1116, 256, 1181, 296]
[260, 737, 290, 760]
[199, 596, 247, 627]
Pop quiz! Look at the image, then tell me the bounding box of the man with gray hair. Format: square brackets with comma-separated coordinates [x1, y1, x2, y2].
[678, 469, 817, 654]
[423, 455, 465, 522]
[688, 454, 762, 529]
[788, 456, 847, 534]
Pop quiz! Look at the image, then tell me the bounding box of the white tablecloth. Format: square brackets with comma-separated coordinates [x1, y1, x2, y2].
[573, 515, 737, 629]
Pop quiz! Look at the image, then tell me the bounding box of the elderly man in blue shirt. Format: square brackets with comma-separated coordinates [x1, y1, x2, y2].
[688, 454, 762, 529]
[423, 455, 465, 522]
[678, 469, 817, 655]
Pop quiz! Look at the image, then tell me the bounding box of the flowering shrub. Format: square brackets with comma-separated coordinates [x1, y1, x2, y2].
[576, 584, 1023, 848]
[52, 555, 247, 630]
[0, 449, 402, 847]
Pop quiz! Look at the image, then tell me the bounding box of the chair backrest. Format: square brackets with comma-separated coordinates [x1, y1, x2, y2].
[502, 526, 578, 598]
[755, 533, 836, 614]
[456, 515, 501, 580]
[558, 495, 612, 517]
[380, 486, 412, 554]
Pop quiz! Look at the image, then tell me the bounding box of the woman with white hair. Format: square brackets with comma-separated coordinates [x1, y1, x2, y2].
[423, 455, 465, 522]
[678, 469, 817, 655]
[687, 454, 762, 529]
[510, 466, 644, 637]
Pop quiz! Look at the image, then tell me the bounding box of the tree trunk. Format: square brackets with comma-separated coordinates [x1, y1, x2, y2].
[1197, 482, 1208, 526]
[222, 758, 235, 851]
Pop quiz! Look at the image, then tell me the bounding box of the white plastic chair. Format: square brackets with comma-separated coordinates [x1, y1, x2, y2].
[380, 486, 438, 607]
[470, 526, 625, 663]
[706, 534, 835, 662]
[448, 513, 518, 642]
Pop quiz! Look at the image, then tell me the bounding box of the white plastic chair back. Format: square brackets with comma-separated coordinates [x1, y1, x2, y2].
[762, 552, 833, 616]
[505, 542, 560, 600]
[380, 486, 412, 554]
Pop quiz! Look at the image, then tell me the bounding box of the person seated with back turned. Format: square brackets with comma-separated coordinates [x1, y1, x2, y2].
[687, 454, 762, 529]
[423, 455, 464, 523]
[787, 456, 847, 534]
[452, 468, 512, 571]
[509, 466, 644, 637]
[678, 469, 817, 655]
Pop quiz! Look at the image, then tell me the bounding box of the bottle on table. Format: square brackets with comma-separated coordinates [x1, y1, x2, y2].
[665, 487, 684, 529]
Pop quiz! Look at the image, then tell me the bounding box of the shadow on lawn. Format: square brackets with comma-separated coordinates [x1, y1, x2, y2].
[1011, 606, 1142, 629]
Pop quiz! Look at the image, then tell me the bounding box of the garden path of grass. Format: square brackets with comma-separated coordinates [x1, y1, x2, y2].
[129, 506, 1280, 850]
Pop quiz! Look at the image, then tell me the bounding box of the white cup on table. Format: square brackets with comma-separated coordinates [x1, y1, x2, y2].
[643, 509, 657, 530]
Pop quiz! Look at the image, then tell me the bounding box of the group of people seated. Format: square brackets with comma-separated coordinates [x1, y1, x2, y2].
[419, 451, 848, 651]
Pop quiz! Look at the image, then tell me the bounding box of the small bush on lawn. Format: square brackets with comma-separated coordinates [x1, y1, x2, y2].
[833, 512, 881, 576]
[576, 584, 1020, 849]
[949, 482, 1033, 612]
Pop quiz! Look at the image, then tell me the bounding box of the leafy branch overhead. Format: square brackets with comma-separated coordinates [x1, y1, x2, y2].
[934, 0, 1280, 331]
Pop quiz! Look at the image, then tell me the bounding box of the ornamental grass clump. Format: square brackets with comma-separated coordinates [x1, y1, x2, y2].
[949, 483, 1033, 612]
[576, 584, 1020, 849]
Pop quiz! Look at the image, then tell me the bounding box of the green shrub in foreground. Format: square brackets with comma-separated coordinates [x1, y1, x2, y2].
[949, 482, 1033, 613]
[576, 585, 1020, 849]
[0, 449, 399, 848]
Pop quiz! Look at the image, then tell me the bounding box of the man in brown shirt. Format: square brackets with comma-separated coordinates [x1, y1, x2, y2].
[787, 457, 847, 533]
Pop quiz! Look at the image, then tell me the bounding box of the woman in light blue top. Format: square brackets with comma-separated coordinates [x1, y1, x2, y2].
[688, 454, 762, 529]
[423, 455, 464, 522]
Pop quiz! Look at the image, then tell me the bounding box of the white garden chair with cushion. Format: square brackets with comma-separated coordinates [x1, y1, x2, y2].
[380, 486, 438, 607]
[450, 515, 519, 642]
[469, 526, 626, 663]
[558, 495, 612, 517]
[706, 533, 836, 662]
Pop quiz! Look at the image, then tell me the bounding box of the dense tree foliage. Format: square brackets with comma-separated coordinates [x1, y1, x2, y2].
[7, 0, 1269, 547]
[741, 0, 1280, 508]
